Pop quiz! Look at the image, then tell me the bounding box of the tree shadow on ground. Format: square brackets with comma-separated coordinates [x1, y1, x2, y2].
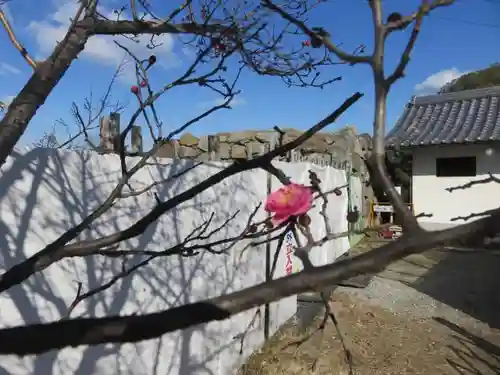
[378, 243, 500, 330]
[410, 249, 500, 329]
[434, 316, 500, 374]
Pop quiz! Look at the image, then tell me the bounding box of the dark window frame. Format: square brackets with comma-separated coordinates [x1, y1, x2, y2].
[435, 156, 477, 177]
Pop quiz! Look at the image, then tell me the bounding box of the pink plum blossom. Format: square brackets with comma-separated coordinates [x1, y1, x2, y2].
[264, 183, 313, 226]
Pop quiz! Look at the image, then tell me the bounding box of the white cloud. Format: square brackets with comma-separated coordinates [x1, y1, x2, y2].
[27, 0, 179, 84]
[0, 62, 21, 75]
[415, 68, 468, 94]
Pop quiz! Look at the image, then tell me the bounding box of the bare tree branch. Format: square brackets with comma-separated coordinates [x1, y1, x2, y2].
[384, 3, 427, 87]
[5, 3, 494, 371]
[0, 92, 361, 293]
[264, 0, 455, 232]
[0, 6, 94, 167]
[0, 8, 36, 69]
[0, 205, 498, 355]
[385, 0, 455, 32]
[0, 0, 337, 167]
[261, 0, 370, 65]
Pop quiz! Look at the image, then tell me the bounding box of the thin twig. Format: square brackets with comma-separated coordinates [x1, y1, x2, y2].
[0, 9, 36, 69]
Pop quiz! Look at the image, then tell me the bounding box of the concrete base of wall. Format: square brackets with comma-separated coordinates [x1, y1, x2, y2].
[294, 251, 352, 332]
[349, 233, 364, 247]
[295, 296, 326, 332]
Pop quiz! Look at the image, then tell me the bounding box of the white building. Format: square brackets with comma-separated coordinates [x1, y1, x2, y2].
[386, 86, 500, 231]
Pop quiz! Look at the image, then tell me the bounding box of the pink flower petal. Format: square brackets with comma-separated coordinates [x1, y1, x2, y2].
[271, 213, 290, 226]
[264, 183, 313, 227]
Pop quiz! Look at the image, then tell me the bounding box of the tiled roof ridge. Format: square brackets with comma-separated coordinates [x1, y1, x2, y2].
[410, 85, 500, 107]
[386, 86, 500, 147]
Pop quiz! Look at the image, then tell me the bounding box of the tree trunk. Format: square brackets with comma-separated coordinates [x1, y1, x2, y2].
[0, 23, 91, 168]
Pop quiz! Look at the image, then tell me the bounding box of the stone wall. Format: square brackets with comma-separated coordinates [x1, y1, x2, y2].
[155, 126, 374, 218]
[97, 115, 375, 214]
[97, 114, 373, 177]
[98, 120, 375, 222]
[155, 126, 372, 175]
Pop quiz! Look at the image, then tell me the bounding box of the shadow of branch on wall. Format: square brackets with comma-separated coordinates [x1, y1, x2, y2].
[0, 148, 265, 375]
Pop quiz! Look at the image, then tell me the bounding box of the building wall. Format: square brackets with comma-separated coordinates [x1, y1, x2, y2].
[412, 143, 500, 231]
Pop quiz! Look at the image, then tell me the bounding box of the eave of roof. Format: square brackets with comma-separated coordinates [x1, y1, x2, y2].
[386, 86, 500, 148]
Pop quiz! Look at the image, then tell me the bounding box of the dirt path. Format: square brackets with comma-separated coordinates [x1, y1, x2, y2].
[240, 240, 500, 375]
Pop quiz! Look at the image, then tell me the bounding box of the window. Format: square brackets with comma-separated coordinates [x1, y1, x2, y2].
[436, 156, 476, 177]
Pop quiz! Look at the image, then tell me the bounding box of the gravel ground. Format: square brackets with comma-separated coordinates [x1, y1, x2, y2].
[338, 276, 492, 332]
[240, 240, 500, 374]
[346, 241, 500, 332]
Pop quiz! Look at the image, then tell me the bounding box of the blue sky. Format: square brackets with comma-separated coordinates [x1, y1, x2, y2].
[1, 0, 499, 148]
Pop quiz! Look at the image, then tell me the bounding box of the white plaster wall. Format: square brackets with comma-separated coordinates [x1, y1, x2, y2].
[412, 144, 500, 231]
[267, 161, 349, 334]
[273, 161, 350, 268]
[0, 148, 350, 375]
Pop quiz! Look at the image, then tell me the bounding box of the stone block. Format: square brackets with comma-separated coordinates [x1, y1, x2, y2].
[231, 144, 247, 159]
[296, 135, 328, 153]
[155, 140, 178, 158]
[217, 143, 231, 159]
[198, 136, 210, 152]
[246, 142, 265, 159]
[217, 133, 230, 142]
[179, 145, 201, 158]
[228, 131, 257, 143]
[283, 131, 301, 145]
[255, 132, 279, 145]
[179, 132, 199, 146]
[327, 145, 347, 160]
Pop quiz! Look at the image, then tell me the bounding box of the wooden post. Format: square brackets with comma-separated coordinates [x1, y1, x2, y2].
[99, 116, 113, 153]
[130, 126, 143, 155]
[100, 112, 121, 153]
[207, 135, 216, 161]
[110, 112, 121, 153]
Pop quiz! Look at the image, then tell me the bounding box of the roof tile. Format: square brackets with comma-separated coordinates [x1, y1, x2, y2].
[386, 86, 500, 147]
